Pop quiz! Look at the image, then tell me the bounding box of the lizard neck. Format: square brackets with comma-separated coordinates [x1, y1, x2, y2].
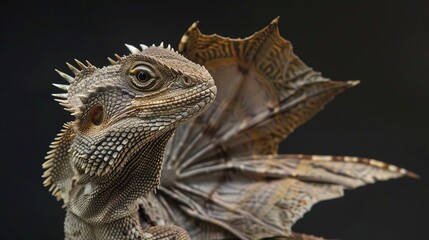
[68, 129, 175, 224]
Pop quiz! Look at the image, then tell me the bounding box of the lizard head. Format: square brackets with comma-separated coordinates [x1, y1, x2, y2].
[53, 43, 216, 177]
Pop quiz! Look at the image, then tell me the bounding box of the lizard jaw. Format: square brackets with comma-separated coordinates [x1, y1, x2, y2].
[69, 84, 216, 177]
[111, 81, 216, 127]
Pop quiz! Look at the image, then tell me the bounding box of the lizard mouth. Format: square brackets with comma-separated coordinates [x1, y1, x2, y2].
[110, 84, 217, 125]
[172, 85, 217, 121]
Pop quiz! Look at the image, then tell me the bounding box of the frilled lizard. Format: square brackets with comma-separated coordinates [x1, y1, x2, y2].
[43, 18, 416, 239]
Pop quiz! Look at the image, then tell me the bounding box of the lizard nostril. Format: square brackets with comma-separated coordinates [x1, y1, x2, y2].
[180, 75, 193, 87]
[182, 76, 190, 84]
[90, 105, 104, 126]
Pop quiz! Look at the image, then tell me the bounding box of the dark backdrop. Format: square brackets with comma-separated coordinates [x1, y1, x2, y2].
[1, 1, 428, 239]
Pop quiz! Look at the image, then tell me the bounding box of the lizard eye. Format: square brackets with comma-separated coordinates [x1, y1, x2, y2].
[129, 65, 158, 91]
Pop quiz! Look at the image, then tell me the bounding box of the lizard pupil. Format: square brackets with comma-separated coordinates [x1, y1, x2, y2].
[137, 71, 149, 82]
[129, 64, 159, 91]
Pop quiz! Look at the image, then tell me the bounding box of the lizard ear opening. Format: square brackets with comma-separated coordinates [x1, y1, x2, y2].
[90, 105, 104, 126]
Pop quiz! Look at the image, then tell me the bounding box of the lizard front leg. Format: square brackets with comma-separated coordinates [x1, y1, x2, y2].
[93, 212, 190, 240]
[64, 211, 96, 240]
[141, 225, 191, 240]
[65, 210, 189, 240]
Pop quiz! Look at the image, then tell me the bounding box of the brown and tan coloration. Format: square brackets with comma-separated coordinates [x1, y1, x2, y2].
[44, 43, 216, 239]
[44, 18, 415, 239]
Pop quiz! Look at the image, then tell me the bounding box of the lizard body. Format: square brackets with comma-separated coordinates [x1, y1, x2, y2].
[44, 44, 216, 239]
[44, 19, 414, 239]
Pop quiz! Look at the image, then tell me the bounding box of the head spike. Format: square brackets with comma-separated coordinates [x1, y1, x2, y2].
[125, 44, 140, 54]
[74, 59, 87, 70]
[60, 102, 71, 108]
[159, 42, 164, 48]
[140, 44, 148, 50]
[76, 93, 88, 104]
[52, 93, 68, 99]
[107, 57, 116, 65]
[64, 107, 74, 113]
[54, 98, 69, 104]
[52, 83, 69, 91]
[85, 60, 94, 67]
[167, 44, 171, 49]
[43, 176, 52, 186]
[71, 111, 83, 118]
[66, 62, 80, 75]
[114, 54, 122, 61]
[54, 69, 74, 83]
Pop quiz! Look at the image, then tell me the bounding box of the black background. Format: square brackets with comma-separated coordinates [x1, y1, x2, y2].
[1, 1, 428, 239]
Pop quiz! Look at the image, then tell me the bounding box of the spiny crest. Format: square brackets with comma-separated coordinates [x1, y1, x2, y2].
[106, 42, 176, 65]
[52, 42, 193, 119]
[53, 59, 98, 114]
[42, 122, 74, 201]
[108, 42, 208, 81]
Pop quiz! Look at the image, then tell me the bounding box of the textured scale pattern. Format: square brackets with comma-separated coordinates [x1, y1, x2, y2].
[157, 18, 415, 239]
[44, 42, 216, 239]
[44, 18, 414, 240]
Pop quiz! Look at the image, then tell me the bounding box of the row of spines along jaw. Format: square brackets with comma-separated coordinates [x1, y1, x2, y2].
[42, 122, 73, 201]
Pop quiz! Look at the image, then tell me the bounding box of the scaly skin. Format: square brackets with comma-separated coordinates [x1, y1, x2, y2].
[43, 44, 216, 239]
[44, 19, 415, 240]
